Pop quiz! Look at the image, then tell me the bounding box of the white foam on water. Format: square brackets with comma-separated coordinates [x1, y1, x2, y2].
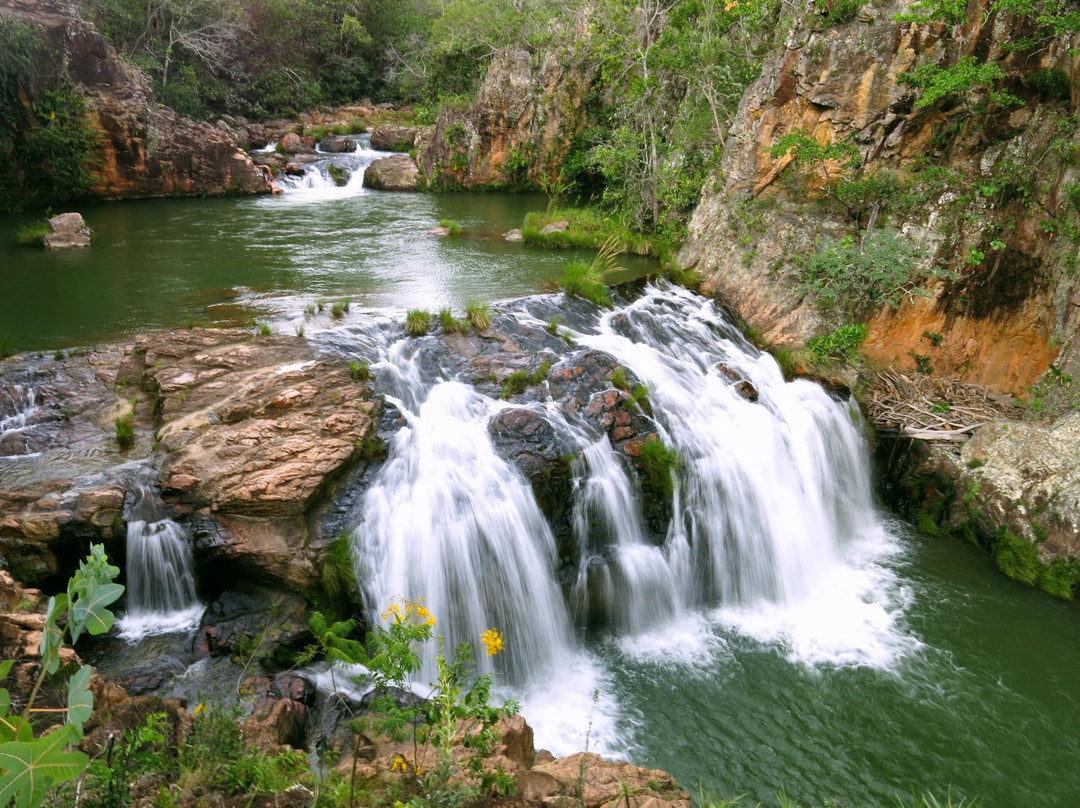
[711, 525, 920, 669]
[116, 604, 205, 642]
[507, 650, 628, 759]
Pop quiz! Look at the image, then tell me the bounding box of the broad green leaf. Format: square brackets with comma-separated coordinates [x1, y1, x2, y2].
[40, 595, 68, 675]
[0, 716, 32, 744]
[65, 666, 93, 735]
[0, 689, 8, 718]
[70, 580, 123, 641]
[0, 661, 12, 682]
[0, 724, 88, 808]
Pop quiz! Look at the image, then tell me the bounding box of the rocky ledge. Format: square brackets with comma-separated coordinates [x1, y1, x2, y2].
[0, 328, 380, 594]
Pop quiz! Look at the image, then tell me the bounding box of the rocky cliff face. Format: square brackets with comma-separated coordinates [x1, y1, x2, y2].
[417, 13, 596, 190]
[678, 0, 1080, 397]
[3, 0, 267, 200]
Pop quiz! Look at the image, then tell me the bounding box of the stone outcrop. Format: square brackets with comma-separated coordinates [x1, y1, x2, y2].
[277, 132, 317, 154]
[363, 154, 421, 191]
[677, 0, 1080, 397]
[43, 212, 91, 249]
[3, 0, 268, 200]
[417, 16, 597, 190]
[129, 329, 380, 589]
[369, 124, 417, 151]
[0, 328, 380, 594]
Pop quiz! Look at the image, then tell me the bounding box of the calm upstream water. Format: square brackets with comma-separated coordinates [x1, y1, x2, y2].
[0, 140, 651, 351]
[2, 150, 1078, 808]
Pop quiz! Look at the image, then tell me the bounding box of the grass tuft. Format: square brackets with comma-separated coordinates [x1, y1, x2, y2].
[15, 220, 49, 247]
[115, 414, 135, 449]
[330, 300, 350, 319]
[437, 219, 463, 235]
[349, 360, 372, 381]
[639, 436, 679, 497]
[405, 309, 431, 337]
[466, 300, 492, 332]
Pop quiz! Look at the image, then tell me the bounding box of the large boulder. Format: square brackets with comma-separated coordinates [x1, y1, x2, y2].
[369, 124, 417, 151]
[363, 154, 421, 191]
[277, 132, 317, 154]
[318, 136, 357, 153]
[43, 212, 91, 249]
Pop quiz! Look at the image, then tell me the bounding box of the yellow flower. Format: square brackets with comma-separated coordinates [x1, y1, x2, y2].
[480, 628, 504, 656]
[391, 755, 407, 772]
[193, 703, 206, 716]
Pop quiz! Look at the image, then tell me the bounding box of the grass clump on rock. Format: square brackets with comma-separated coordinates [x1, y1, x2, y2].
[466, 300, 492, 332]
[639, 436, 679, 498]
[349, 360, 372, 381]
[331, 300, 350, 319]
[405, 308, 431, 336]
[438, 219, 462, 235]
[558, 236, 625, 308]
[15, 220, 49, 247]
[439, 307, 469, 334]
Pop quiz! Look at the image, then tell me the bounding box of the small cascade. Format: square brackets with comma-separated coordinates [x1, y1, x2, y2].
[0, 384, 42, 455]
[117, 472, 203, 641]
[272, 134, 390, 200]
[569, 438, 682, 633]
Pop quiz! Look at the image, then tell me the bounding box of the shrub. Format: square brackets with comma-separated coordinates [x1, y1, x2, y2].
[800, 230, 926, 317]
[405, 309, 431, 336]
[807, 324, 868, 363]
[466, 300, 492, 332]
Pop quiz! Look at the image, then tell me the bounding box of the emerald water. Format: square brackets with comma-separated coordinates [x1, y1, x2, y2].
[0, 186, 650, 352]
[2, 175, 1078, 808]
[581, 515, 1080, 807]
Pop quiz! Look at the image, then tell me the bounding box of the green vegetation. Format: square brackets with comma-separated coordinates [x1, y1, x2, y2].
[437, 218, 462, 235]
[900, 56, 1019, 110]
[992, 529, 1080, 599]
[806, 324, 868, 363]
[405, 308, 431, 336]
[439, 307, 467, 333]
[0, 337, 15, 359]
[522, 208, 651, 255]
[0, 545, 123, 808]
[255, 321, 272, 336]
[639, 436, 680, 498]
[799, 230, 929, 318]
[331, 300, 351, 319]
[349, 359, 372, 381]
[1, 19, 100, 212]
[557, 236, 627, 308]
[320, 531, 358, 612]
[465, 300, 492, 332]
[500, 359, 552, 399]
[15, 220, 49, 246]
[327, 163, 350, 187]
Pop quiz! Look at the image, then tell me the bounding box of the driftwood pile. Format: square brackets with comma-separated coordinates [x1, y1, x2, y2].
[865, 370, 1015, 442]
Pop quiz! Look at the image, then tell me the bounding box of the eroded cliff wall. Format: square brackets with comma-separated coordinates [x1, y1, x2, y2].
[678, 0, 1080, 396]
[2, 0, 267, 201]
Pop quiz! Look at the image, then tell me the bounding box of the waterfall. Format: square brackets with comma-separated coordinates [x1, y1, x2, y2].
[354, 382, 572, 681]
[0, 385, 42, 455]
[117, 473, 203, 641]
[343, 283, 889, 698]
[272, 134, 390, 201]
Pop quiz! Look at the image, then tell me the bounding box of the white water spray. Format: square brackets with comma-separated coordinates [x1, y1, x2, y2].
[117, 474, 203, 640]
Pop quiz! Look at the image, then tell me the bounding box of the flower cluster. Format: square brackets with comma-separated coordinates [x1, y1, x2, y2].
[381, 597, 436, 627]
[480, 628, 504, 656]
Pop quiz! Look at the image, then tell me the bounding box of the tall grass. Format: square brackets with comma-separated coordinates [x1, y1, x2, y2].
[557, 236, 624, 308]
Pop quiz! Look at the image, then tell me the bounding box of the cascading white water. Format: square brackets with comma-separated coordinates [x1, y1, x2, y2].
[272, 135, 391, 201]
[116, 473, 203, 641]
[340, 283, 902, 751]
[0, 385, 41, 455]
[354, 382, 572, 681]
[569, 438, 682, 633]
[577, 285, 877, 611]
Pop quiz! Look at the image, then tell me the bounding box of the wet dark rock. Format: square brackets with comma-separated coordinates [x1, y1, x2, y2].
[318, 136, 357, 153]
[715, 363, 759, 402]
[199, 586, 311, 661]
